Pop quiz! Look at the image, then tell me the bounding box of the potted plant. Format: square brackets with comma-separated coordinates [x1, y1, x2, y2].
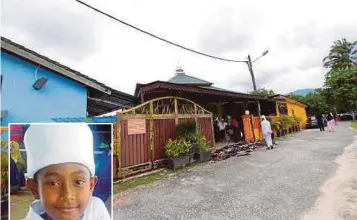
[279, 116, 290, 136]
[194, 135, 212, 162]
[271, 121, 280, 137]
[165, 139, 191, 170]
[293, 116, 302, 131]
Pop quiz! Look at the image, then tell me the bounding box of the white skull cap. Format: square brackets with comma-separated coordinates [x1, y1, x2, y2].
[24, 123, 95, 178]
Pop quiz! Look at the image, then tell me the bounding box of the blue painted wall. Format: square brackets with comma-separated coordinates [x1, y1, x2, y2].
[1, 51, 87, 126]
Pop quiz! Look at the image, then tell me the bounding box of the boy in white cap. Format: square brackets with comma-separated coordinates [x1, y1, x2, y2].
[23, 123, 111, 220]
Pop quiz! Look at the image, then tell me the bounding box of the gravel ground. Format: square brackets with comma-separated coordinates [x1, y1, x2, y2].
[114, 122, 356, 220]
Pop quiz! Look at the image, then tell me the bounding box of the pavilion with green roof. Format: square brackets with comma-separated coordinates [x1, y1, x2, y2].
[136, 67, 275, 114]
[135, 66, 277, 142]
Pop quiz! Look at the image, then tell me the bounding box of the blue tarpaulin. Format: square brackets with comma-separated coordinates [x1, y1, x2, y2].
[52, 116, 116, 123]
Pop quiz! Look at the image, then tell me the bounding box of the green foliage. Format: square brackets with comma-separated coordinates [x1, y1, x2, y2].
[322, 67, 357, 112]
[293, 116, 302, 125]
[249, 88, 276, 98]
[176, 121, 196, 142]
[279, 116, 295, 129]
[323, 38, 357, 71]
[289, 91, 329, 115]
[287, 94, 306, 104]
[288, 39, 357, 114]
[271, 122, 280, 131]
[165, 139, 191, 158]
[196, 135, 211, 153]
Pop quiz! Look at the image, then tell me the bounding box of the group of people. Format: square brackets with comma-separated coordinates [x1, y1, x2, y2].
[214, 116, 242, 143]
[316, 112, 337, 132]
[260, 112, 339, 150]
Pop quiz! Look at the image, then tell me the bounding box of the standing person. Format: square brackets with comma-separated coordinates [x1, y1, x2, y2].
[333, 112, 338, 126]
[261, 115, 273, 150]
[326, 113, 335, 132]
[316, 113, 325, 132]
[217, 118, 227, 142]
[231, 117, 240, 142]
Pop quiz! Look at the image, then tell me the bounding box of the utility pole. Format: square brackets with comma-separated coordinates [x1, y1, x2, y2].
[246, 55, 262, 117]
[247, 55, 257, 91]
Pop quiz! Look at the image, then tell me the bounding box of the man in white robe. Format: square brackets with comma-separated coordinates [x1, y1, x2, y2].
[261, 116, 273, 150]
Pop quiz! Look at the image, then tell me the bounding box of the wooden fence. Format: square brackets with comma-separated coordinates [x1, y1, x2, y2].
[115, 97, 214, 179]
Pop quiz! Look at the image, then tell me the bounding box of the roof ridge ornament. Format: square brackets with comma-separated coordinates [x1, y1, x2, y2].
[175, 66, 185, 75]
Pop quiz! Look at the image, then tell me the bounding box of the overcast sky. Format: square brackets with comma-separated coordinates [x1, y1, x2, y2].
[2, 0, 357, 95]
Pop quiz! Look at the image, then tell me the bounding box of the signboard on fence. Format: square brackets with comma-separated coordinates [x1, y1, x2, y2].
[128, 119, 146, 135]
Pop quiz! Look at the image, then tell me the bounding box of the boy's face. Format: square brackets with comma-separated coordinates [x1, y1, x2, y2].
[27, 163, 97, 220]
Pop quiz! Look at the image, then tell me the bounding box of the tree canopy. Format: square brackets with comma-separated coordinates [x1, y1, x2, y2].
[322, 67, 357, 112]
[288, 38, 357, 115]
[323, 38, 357, 71]
[249, 88, 276, 98]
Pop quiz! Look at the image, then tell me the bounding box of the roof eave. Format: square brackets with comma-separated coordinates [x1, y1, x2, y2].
[1, 38, 111, 95]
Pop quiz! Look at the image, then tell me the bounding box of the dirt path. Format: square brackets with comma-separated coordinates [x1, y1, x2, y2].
[302, 129, 357, 220]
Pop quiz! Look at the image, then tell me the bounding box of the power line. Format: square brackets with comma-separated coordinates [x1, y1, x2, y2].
[75, 0, 247, 63]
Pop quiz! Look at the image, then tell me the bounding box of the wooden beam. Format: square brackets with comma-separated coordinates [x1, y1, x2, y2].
[116, 114, 122, 179]
[149, 101, 155, 166]
[88, 97, 132, 109]
[174, 98, 178, 125]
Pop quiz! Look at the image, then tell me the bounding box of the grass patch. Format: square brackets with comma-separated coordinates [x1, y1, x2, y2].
[114, 161, 207, 194]
[352, 121, 357, 131]
[114, 171, 168, 194]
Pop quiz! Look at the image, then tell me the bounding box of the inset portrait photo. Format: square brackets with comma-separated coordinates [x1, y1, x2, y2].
[9, 123, 113, 220]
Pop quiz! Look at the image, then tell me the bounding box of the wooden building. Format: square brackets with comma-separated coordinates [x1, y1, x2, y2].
[135, 67, 277, 143]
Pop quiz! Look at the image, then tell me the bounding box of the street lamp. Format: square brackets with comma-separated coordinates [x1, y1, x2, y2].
[245, 50, 269, 117]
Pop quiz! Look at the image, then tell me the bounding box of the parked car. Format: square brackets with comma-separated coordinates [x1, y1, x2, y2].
[306, 116, 318, 129]
[306, 116, 327, 129]
[339, 112, 356, 121]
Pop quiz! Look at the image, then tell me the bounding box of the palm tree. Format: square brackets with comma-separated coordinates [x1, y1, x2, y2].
[323, 38, 357, 70]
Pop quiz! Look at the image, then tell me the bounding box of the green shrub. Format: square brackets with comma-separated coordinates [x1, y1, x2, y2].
[279, 116, 292, 129]
[176, 121, 196, 139]
[176, 121, 197, 142]
[293, 116, 302, 125]
[165, 139, 191, 158]
[196, 135, 211, 153]
[272, 121, 280, 131]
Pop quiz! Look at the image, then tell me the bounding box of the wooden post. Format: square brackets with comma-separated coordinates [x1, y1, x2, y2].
[210, 115, 216, 148]
[194, 103, 199, 134]
[149, 100, 155, 167]
[174, 98, 178, 125]
[116, 113, 122, 179]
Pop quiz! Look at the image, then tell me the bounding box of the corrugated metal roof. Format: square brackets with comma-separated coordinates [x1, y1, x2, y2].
[199, 86, 237, 93]
[168, 73, 212, 85]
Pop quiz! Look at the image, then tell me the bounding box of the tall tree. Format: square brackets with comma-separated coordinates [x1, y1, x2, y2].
[322, 67, 357, 112]
[323, 38, 357, 70]
[249, 88, 276, 98]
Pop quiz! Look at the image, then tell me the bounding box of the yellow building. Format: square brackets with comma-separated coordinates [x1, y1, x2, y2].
[272, 95, 308, 129]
